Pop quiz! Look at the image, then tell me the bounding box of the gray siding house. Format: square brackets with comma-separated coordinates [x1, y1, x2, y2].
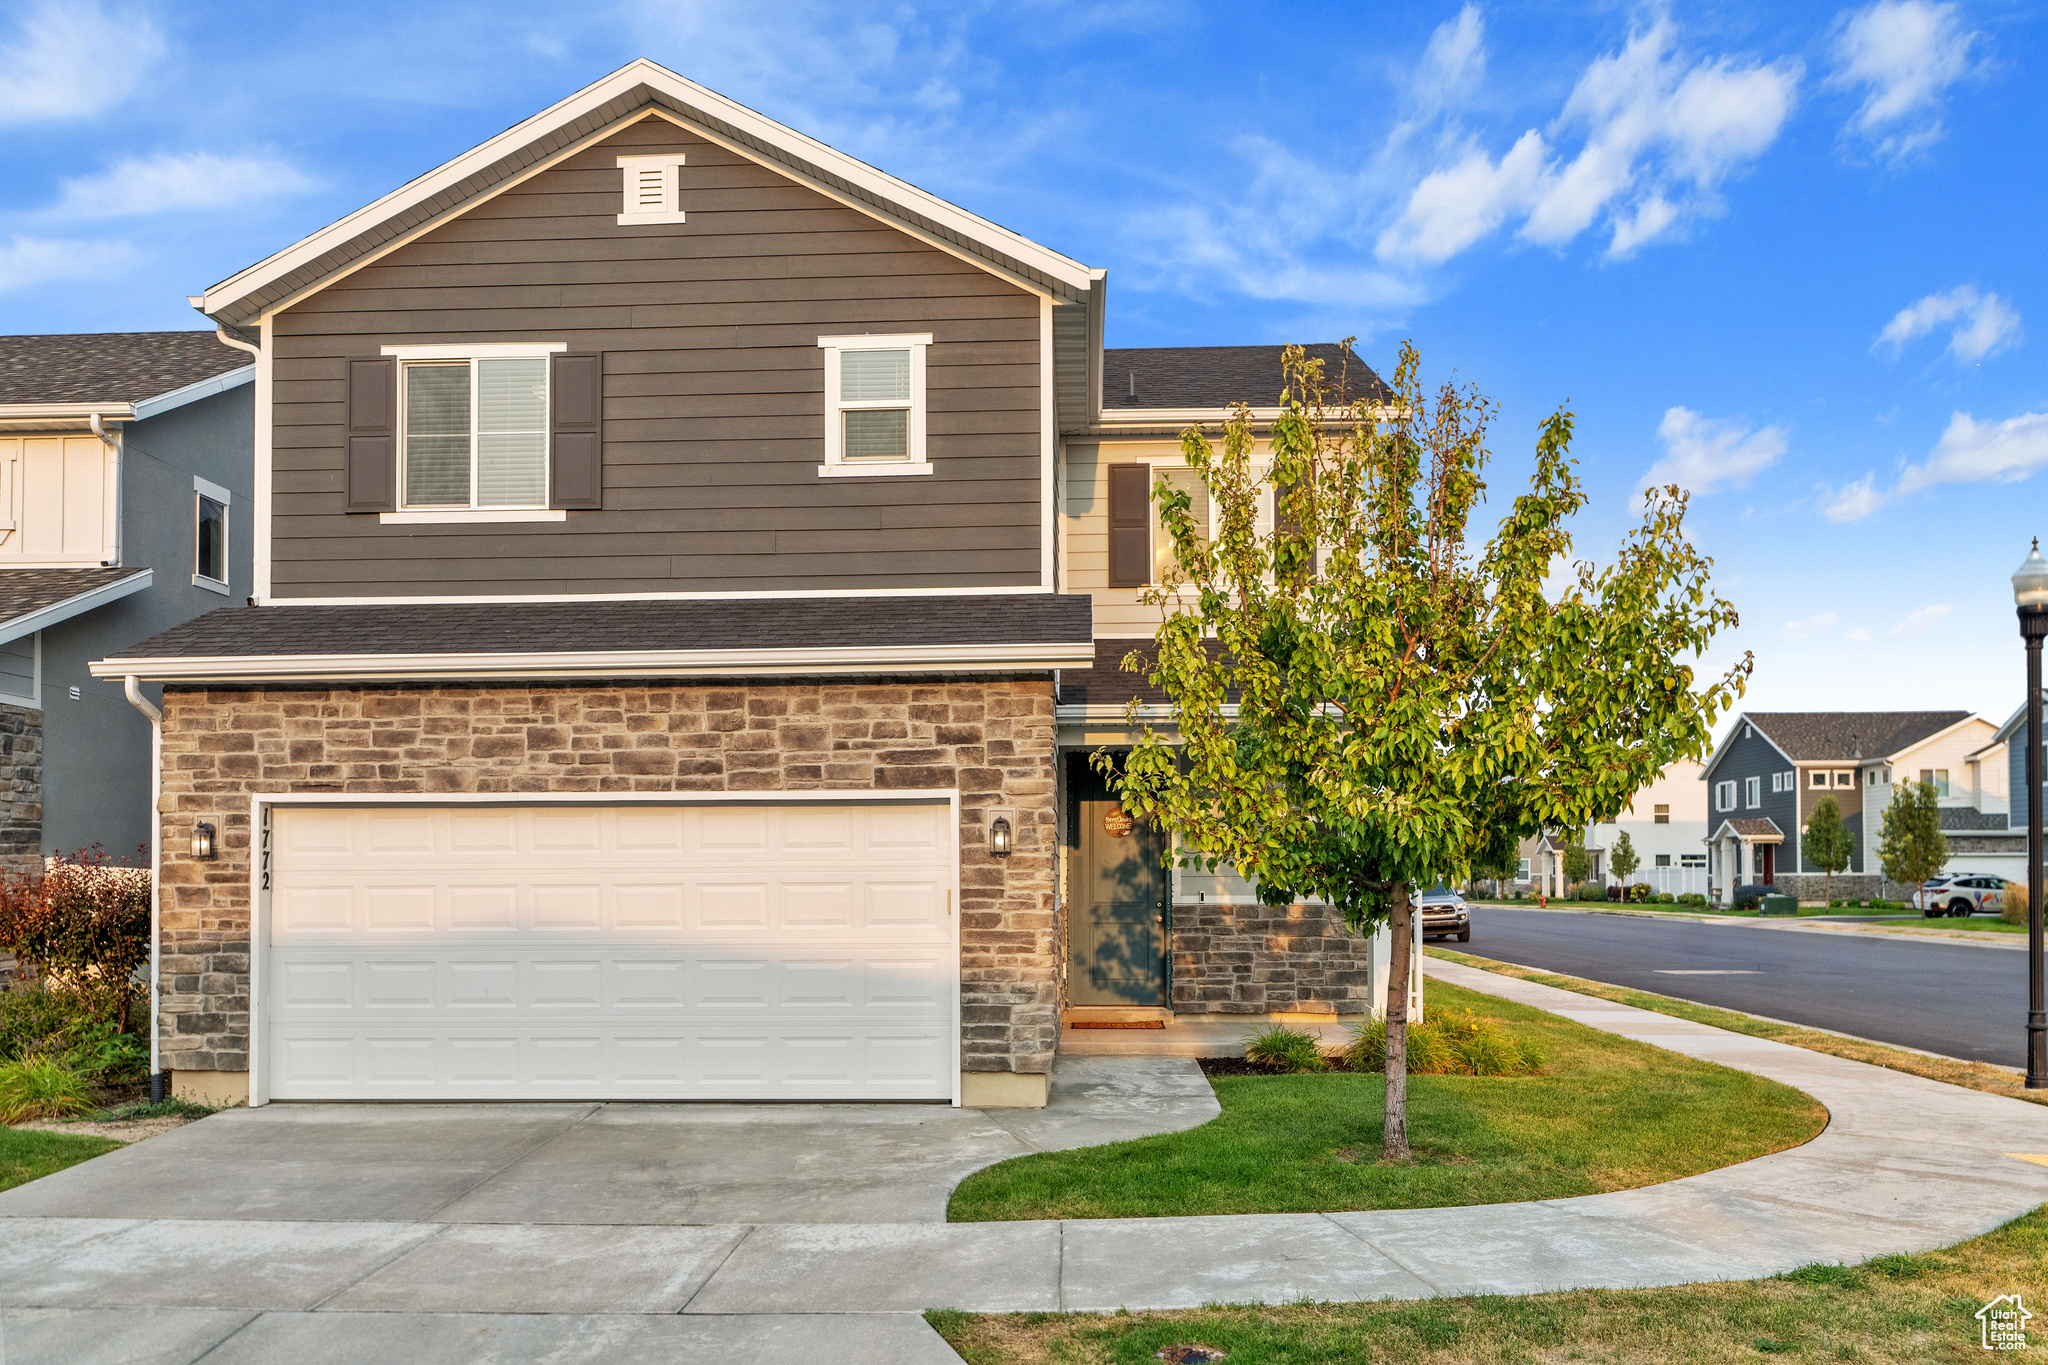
[0, 334, 254, 869]
[93, 60, 1397, 1110]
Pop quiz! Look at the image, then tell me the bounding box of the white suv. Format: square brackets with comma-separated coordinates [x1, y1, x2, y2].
[1913, 874, 2014, 918]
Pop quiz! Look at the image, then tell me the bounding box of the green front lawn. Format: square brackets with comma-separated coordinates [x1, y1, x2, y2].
[0, 1126, 121, 1193]
[947, 980, 1825, 1222]
[932, 1205, 2048, 1364]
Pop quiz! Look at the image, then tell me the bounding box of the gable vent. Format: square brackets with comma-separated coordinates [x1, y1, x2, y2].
[616, 153, 686, 226]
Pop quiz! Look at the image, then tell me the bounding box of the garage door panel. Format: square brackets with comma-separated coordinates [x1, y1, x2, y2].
[265, 802, 956, 1101]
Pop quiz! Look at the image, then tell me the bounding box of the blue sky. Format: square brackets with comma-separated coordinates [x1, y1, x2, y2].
[2, 0, 2043, 727]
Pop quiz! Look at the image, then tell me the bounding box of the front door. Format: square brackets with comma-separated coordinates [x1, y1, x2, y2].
[1758, 843, 1775, 884]
[1068, 756, 1167, 1006]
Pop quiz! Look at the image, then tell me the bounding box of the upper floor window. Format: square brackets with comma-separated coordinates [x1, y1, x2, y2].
[1745, 775, 1760, 808]
[193, 475, 230, 595]
[1809, 770, 1828, 788]
[1653, 803, 1669, 825]
[1919, 768, 1950, 796]
[1716, 780, 1736, 812]
[817, 334, 931, 477]
[1833, 769, 1854, 788]
[401, 355, 549, 510]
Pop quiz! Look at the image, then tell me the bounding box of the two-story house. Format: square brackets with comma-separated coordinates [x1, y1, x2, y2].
[1698, 710, 1991, 902]
[92, 60, 1401, 1110]
[1588, 758, 1708, 896]
[1, 332, 254, 871]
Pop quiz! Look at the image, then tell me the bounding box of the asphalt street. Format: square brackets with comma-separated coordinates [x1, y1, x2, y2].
[1462, 906, 2036, 1068]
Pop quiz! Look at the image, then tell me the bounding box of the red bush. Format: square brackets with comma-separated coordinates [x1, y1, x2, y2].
[0, 848, 150, 1030]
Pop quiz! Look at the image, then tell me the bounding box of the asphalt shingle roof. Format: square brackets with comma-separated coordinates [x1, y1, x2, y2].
[1720, 817, 1784, 839]
[1055, 639, 1236, 706]
[0, 567, 149, 629]
[107, 594, 1095, 660]
[1745, 711, 1972, 762]
[0, 331, 249, 406]
[1102, 344, 1393, 410]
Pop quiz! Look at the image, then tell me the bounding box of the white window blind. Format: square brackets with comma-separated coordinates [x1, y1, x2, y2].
[817, 334, 931, 476]
[402, 358, 549, 511]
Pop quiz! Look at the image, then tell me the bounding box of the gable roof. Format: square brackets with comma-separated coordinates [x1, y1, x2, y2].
[1990, 695, 2043, 746]
[1710, 817, 1784, 841]
[198, 59, 1099, 324]
[0, 567, 153, 645]
[1101, 344, 1394, 411]
[0, 332, 251, 429]
[1743, 711, 1974, 763]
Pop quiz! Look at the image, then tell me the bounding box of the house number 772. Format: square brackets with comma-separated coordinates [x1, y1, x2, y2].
[259, 806, 272, 892]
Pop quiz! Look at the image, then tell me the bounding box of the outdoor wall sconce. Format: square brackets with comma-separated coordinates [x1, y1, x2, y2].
[989, 814, 1013, 857]
[191, 822, 217, 861]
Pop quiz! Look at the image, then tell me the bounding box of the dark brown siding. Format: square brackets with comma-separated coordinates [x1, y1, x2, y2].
[270, 116, 1044, 597]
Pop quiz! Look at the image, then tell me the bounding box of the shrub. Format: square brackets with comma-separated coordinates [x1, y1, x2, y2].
[1677, 892, 1708, 907]
[1572, 882, 1606, 902]
[1628, 883, 1652, 903]
[2003, 882, 2030, 926]
[1653, 892, 1675, 903]
[0, 1056, 94, 1123]
[0, 850, 149, 1031]
[0, 978, 96, 1064]
[1243, 1025, 1328, 1073]
[1345, 1007, 1544, 1077]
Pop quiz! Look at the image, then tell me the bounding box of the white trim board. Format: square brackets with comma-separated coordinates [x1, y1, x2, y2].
[258, 584, 1056, 606]
[244, 787, 964, 1108]
[92, 638, 1097, 684]
[0, 569, 153, 647]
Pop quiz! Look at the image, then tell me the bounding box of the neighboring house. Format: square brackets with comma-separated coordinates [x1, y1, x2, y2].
[1974, 694, 2047, 883]
[0, 333, 254, 870]
[1589, 758, 1708, 896]
[90, 60, 1414, 1111]
[1698, 711, 1997, 902]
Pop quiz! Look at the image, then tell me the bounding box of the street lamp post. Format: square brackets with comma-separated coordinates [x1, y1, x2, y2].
[2014, 539, 2048, 1089]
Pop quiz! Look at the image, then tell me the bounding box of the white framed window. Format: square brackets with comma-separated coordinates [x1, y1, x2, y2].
[616, 154, 686, 225]
[192, 474, 230, 595]
[1745, 775, 1761, 808]
[1809, 770, 1829, 789]
[1769, 772, 1782, 794]
[1516, 858, 1531, 880]
[817, 334, 931, 477]
[1919, 768, 1950, 796]
[1680, 853, 1706, 868]
[1833, 769, 1854, 788]
[1867, 769, 1880, 787]
[384, 345, 562, 517]
[1716, 780, 1736, 812]
[1655, 854, 1671, 867]
[1785, 769, 1795, 791]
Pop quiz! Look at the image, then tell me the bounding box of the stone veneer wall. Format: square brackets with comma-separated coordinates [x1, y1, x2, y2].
[1169, 899, 1375, 1015]
[154, 679, 1057, 1080]
[0, 701, 41, 876]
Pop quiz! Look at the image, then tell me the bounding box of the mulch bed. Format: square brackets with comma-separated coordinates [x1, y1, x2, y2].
[1198, 1056, 1371, 1077]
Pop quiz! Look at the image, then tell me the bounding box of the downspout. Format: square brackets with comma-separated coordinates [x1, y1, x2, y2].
[122, 675, 166, 1103]
[212, 323, 260, 360]
[89, 413, 122, 567]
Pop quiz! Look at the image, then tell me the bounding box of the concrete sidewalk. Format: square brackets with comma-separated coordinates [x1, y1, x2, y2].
[5, 960, 2047, 1364]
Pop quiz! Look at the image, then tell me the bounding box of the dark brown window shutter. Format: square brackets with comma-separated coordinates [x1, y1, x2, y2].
[550, 352, 603, 510]
[1107, 462, 1150, 588]
[343, 357, 396, 513]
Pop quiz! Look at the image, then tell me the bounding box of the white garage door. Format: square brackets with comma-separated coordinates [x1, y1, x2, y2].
[261, 801, 957, 1102]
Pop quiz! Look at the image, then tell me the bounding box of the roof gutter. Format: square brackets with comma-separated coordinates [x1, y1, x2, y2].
[0, 569, 154, 647]
[90, 639, 1099, 685]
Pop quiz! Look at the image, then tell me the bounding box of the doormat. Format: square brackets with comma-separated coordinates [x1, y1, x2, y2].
[1068, 1020, 1166, 1029]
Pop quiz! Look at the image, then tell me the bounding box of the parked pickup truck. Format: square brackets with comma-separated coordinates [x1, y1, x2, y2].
[1417, 888, 1472, 942]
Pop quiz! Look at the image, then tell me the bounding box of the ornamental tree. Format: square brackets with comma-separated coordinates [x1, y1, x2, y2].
[1877, 780, 1947, 896]
[1803, 796, 1853, 905]
[1099, 342, 1749, 1160]
[1610, 831, 1640, 894]
[1561, 843, 1592, 890]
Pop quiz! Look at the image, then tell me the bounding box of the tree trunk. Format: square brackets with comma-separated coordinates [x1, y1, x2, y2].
[1383, 881, 1413, 1161]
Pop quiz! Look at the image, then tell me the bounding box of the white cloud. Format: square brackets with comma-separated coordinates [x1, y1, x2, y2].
[1781, 612, 1838, 640]
[1410, 4, 1486, 115]
[0, 1, 165, 126]
[1634, 406, 1788, 503]
[0, 236, 136, 292]
[1829, 1, 1979, 161]
[1844, 627, 1873, 643]
[49, 152, 319, 220]
[1378, 19, 1800, 264]
[1891, 603, 1953, 638]
[1822, 474, 1887, 522]
[1875, 284, 2022, 362]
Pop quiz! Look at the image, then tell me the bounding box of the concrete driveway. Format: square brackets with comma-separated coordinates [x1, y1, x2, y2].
[0, 1056, 1218, 1227]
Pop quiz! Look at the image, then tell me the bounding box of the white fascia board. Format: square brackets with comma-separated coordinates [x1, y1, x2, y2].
[0, 401, 135, 430]
[0, 569, 153, 646]
[132, 366, 255, 423]
[263, 584, 1054, 606]
[1089, 404, 1402, 434]
[202, 59, 1094, 321]
[90, 638, 1097, 684]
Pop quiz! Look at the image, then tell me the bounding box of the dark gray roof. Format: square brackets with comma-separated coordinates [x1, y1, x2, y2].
[1056, 639, 1234, 706]
[1745, 712, 1972, 762]
[1102, 344, 1392, 410]
[0, 332, 249, 406]
[108, 594, 1094, 660]
[0, 567, 149, 628]
[1718, 817, 1784, 839]
[1940, 806, 2009, 831]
